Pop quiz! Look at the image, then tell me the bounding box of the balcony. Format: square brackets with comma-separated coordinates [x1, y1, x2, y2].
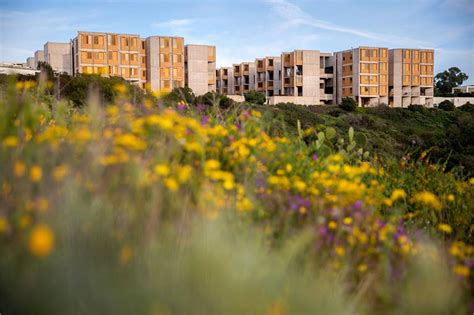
[295, 75, 303, 86]
[283, 77, 293, 87]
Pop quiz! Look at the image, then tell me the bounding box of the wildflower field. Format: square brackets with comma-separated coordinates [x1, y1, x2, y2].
[1, 78, 473, 314]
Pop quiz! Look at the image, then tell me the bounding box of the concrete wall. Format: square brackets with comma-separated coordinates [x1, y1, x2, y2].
[146, 36, 161, 92]
[34, 50, 44, 67]
[434, 97, 474, 107]
[302, 50, 320, 101]
[227, 95, 245, 102]
[185, 44, 215, 96]
[26, 57, 35, 69]
[44, 42, 72, 74]
[268, 95, 321, 106]
[186, 45, 209, 95]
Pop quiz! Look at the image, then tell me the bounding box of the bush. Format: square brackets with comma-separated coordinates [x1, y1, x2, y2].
[339, 97, 357, 112]
[244, 91, 266, 105]
[218, 95, 234, 109]
[408, 104, 428, 113]
[458, 102, 474, 112]
[162, 87, 196, 105]
[438, 100, 455, 111]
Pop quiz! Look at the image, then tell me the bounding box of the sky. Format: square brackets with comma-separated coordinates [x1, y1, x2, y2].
[1, 0, 473, 84]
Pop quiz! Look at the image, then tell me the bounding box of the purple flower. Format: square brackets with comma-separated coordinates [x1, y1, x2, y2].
[312, 153, 318, 161]
[201, 115, 209, 126]
[353, 200, 363, 210]
[177, 103, 186, 111]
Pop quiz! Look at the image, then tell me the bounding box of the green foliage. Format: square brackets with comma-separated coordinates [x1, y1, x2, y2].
[339, 97, 357, 112]
[459, 102, 474, 112]
[438, 100, 456, 111]
[244, 90, 266, 105]
[435, 67, 469, 96]
[162, 86, 196, 105]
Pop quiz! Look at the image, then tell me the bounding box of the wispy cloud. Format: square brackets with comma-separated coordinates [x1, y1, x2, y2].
[264, 0, 433, 47]
[151, 19, 194, 28]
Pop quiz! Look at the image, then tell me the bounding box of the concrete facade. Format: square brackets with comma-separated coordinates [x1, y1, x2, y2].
[389, 48, 434, 107]
[255, 56, 281, 97]
[185, 44, 216, 95]
[44, 42, 72, 74]
[216, 67, 234, 95]
[452, 85, 474, 94]
[26, 57, 36, 69]
[34, 50, 44, 67]
[335, 47, 389, 107]
[233, 62, 256, 96]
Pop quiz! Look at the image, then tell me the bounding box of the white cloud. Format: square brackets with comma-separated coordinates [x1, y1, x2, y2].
[151, 19, 194, 28]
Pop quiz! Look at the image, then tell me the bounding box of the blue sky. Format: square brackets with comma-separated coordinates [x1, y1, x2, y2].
[1, 0, 473, 83]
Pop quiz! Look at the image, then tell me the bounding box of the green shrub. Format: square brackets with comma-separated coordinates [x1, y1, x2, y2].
[458, 102, 474, 112]
[244, 91, 266, 105]
[438, 100, 456, 111]
[339, 97, 357, 112]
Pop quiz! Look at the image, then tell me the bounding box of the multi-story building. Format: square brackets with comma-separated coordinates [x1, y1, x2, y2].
[71, 31, 146, 87]
[146, 36, 185, 92]
[255, 56, 281, 97]
[233, 62, 256, 95]
[272, 50, 334, 105]
[335, 46, 389, 106]
[216, 67, 234, 95]
[44, 42, 72, 74]
[452, 85, 474, 94]
[26, 57, 35, 69]
[389, 48, 434, 107]
[185, 44, 216, 95]
[34, 50, 44, 67]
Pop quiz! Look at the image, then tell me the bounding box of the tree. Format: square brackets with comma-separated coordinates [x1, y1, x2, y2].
[339, 97, 357, 112]
[244, 91, 266, 105]
[438, 100, 455, 111]
[435, 67, 469, 96]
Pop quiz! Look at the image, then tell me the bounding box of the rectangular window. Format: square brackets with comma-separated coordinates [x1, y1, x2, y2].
[93, 36, 99, 45]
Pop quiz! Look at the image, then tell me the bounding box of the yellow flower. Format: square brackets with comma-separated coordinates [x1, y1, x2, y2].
[3, 135, 19, 147]
[237, 197, 253, 211]
[164, 178, 179, 192]
[177, 165, 192, 183]
[119, 245, 133, 265]
[335, 246, 345, 256]
[343, 217, 353, 225]
[0, 217, 8, 234]
[438, 223, 452, 234]
[52, 164, 69, 182]
[411, 191, 442, 210]
[29, 224, 55, 258]
[447, 194, 455, 202]
[390, 189, 406, 201]
[14, 161, 26, 177]
[30, 165, 42, 182]
[357, 263, 368, 273]
[19, 214, 32, 229]
[114, 83, 127, 94]
[328, 221, 337, 230]
[453, 265, 470, 277]
[204, 159, 221, 171]
[223, 180, 234, 190]
[154, 164, 170, 176]
[114, 133, 146, 150]
[285, 163, 293, 173]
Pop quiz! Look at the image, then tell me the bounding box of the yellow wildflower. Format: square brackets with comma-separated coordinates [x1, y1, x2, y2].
[328, 221, 337, 230]
[343, 217, 353, 225]
[30, 165, 42, 182]
[176, 165, 192, 183]
[119, 245, 133, 265]
[14, 161, 26, 177]
[390, 189, 406, 201]
[0, 217, 8, 233]
[154, 164, 170, 176]
[114, 133, 146, 150]
[447, 194, 455, 202]
[357, 264, 368, 273]
[204, 159, 221, 171]
[29, 224, 55, 258]
[285, 164, 293, 173]
[438, 223, 452, 234]
[453, 265, 470, 277]
[52, 164, 69, 181]
[237, 197, 253, 211]
[3, 135, 19, 147]
[411, 191, 442, 210]
[335, 246, 345, 256]
[164, 178, 179, 192]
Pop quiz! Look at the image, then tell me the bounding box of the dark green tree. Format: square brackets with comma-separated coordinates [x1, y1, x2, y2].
[244, 91, 266, 105]
[435, 67, 468, 96]
[339, 97, 357, 112]
[438, 99, 455, 111]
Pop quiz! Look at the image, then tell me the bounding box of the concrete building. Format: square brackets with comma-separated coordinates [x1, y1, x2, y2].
[146, 36, 185, 92]
[185, 44, 216, 95]
[44, 42, 72, 74]
[452, 85, 474, 94]
[388, 48, 434, 107]
[216, 67, 234, 95]
[34, 50, 44, 67]
[26, 57, 36, 69]
[255, 56, 281, 97]
[335, 47, 389, 106]
[233, 62, 256, 95]
[71, 31, 147, 88]
[1, 62, 39, 75]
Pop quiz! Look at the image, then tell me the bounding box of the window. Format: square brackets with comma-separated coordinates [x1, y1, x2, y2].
[370, 63, 378, 73]
[380, 49, 387, 58]
[160, 54, 170, 63]
[268, 59, 273, 66]
[122, 53, 129, 61]
[94, 36, 99, 45]
[141, 56, 146, 64]
[142, 41, 146, 50]
[162, 80, 170, 88]
[94, 52, 104, 60]
[160, 38, 170, 48]
[174, 54, 182, 63]
[108, 34, 117, 46]
[380, 75, 387, 84]
[380, 63, 387, 72]
[131, 38, 137, 47]
[130, 54, 137, 62]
